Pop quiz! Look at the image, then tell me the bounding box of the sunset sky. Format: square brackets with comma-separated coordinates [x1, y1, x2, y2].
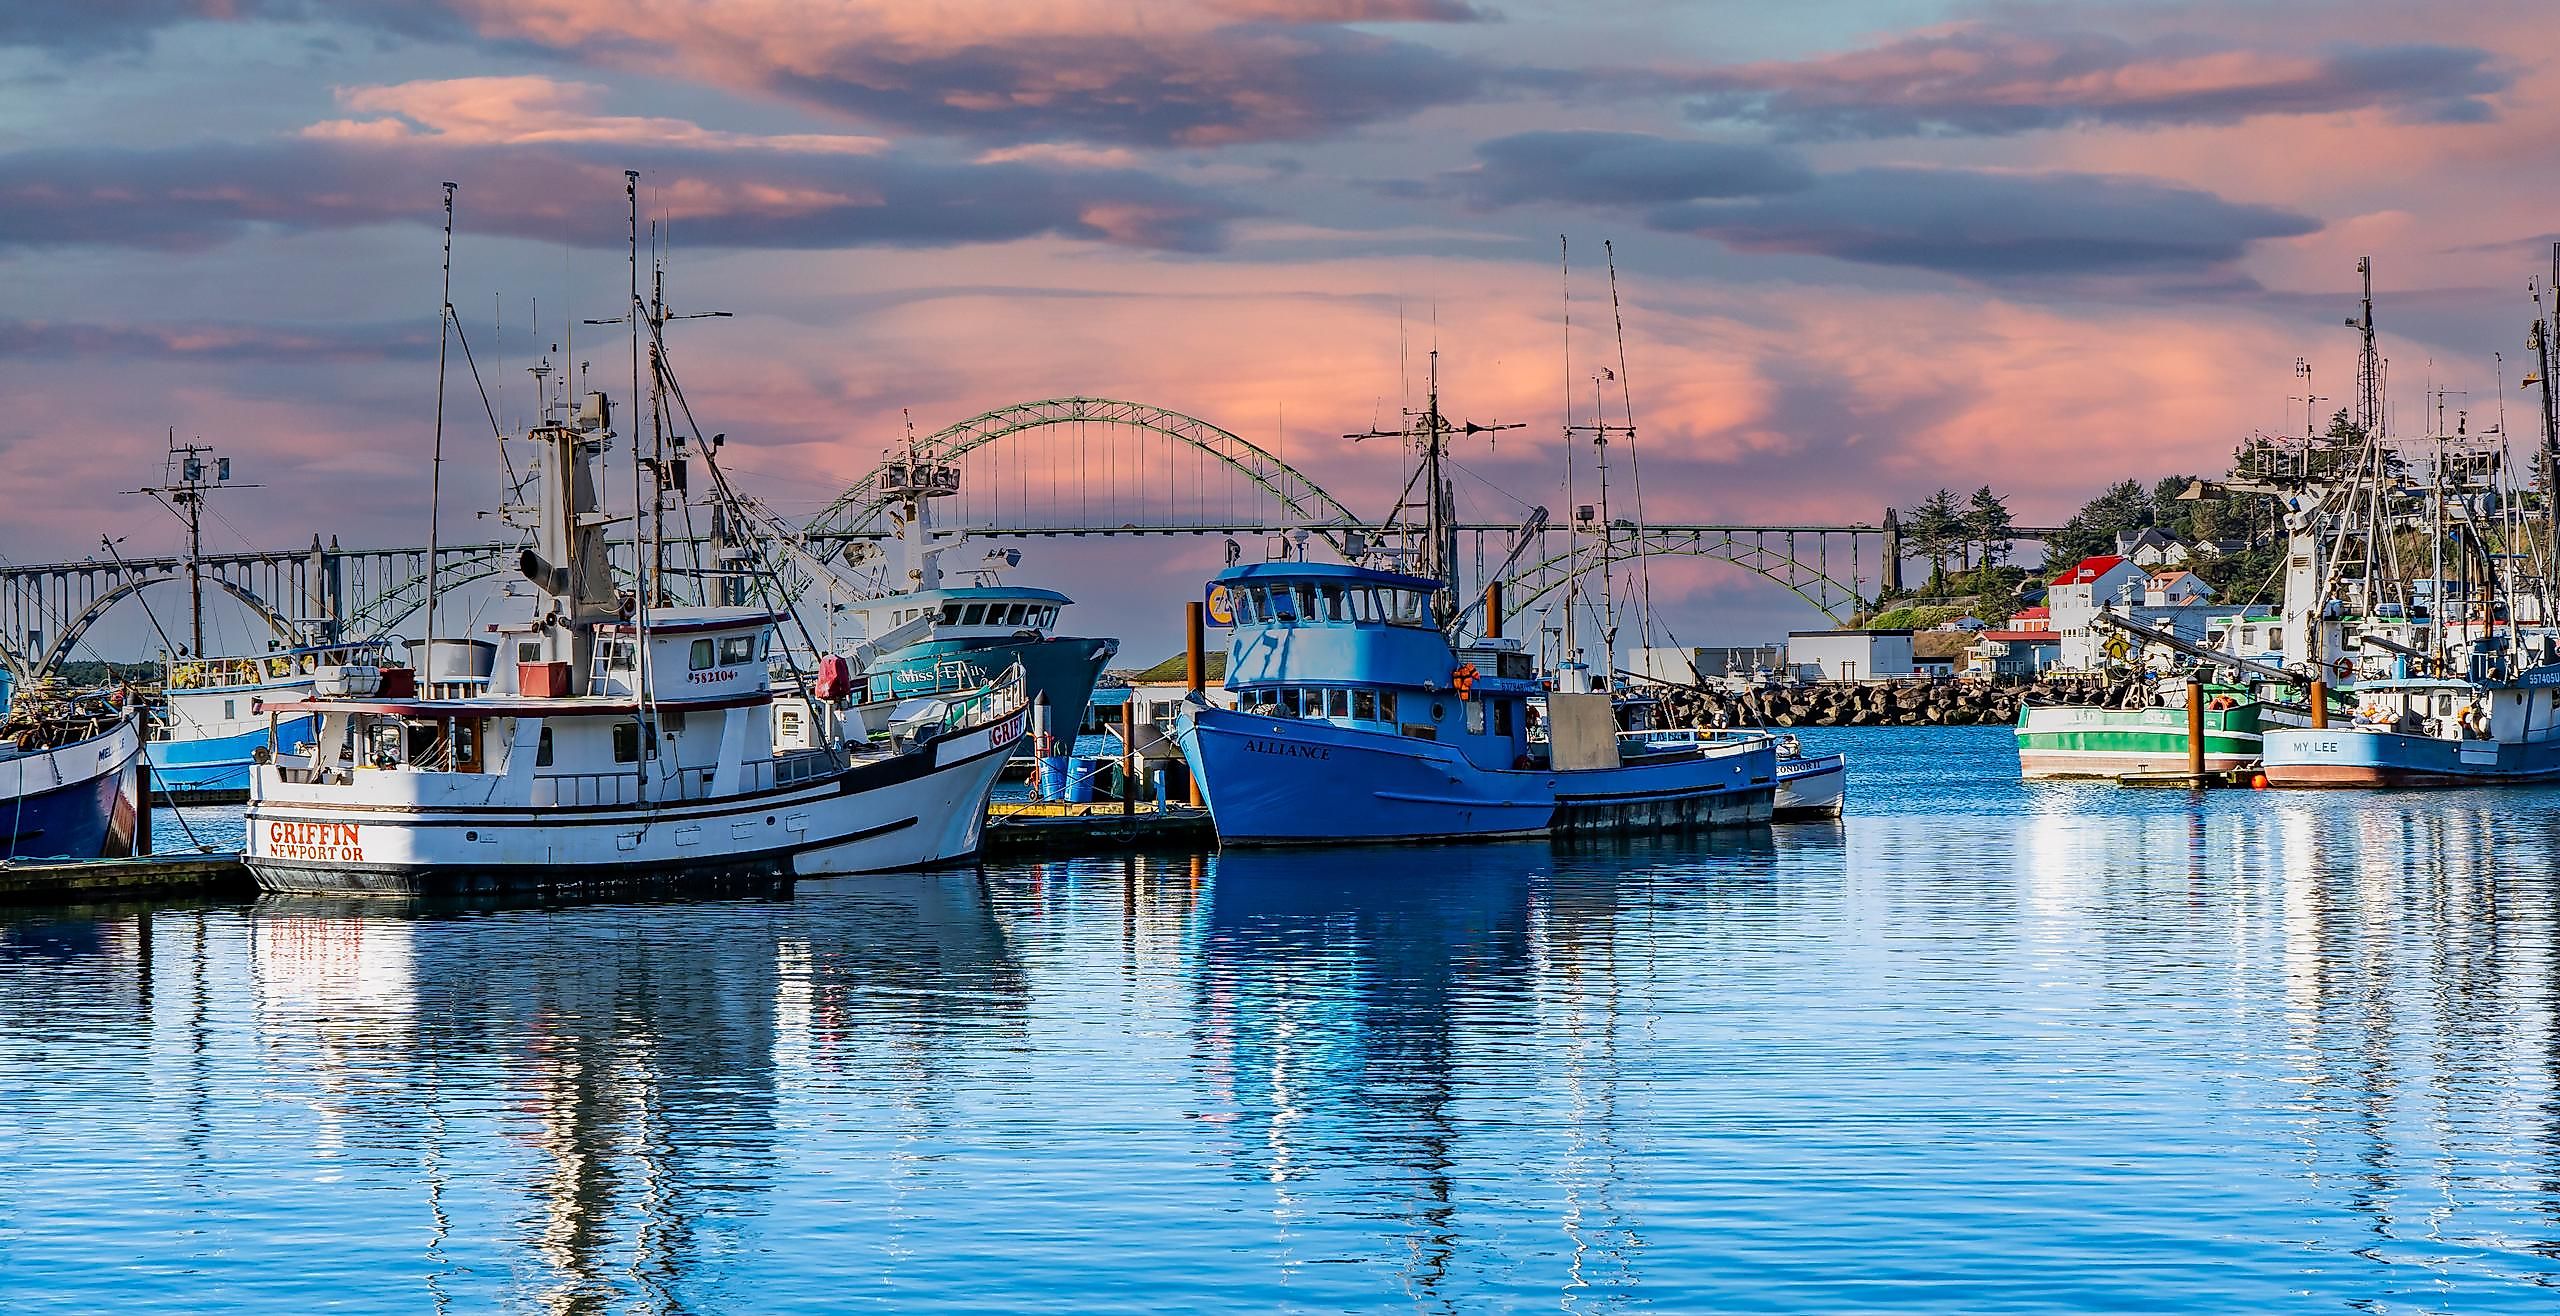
[5, 1, 2558, 657]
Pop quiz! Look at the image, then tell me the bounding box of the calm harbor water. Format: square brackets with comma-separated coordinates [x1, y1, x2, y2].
[7, 726, 2560, 1312]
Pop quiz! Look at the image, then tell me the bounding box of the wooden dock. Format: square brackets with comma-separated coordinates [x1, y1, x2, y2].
[2, 802, 1217, 904]
[982, 802, 1216, 856]
[0, 853, 250, 904]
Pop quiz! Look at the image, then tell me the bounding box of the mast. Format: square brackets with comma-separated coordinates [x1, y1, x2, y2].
[130, 435, 252, 657]
[624, 169, 655, 799]
[1344, 349, 1514, 622]
[649, 253, 670, 607]
[2534, 245, 2560, 600]
[1559, 235, 1580, 680]
[424, 181, 457, 657]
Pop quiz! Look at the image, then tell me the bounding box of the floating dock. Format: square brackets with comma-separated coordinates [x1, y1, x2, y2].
[3, 802, 1218, 904]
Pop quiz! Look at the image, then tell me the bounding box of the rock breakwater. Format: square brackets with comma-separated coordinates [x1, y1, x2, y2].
[1653, 676, 2147, 728]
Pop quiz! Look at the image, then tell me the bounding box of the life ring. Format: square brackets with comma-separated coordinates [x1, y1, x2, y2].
[2103, 636, 2131, 662]
[1451, 662, 1480, 699]
[2330, 658, 2351, 683]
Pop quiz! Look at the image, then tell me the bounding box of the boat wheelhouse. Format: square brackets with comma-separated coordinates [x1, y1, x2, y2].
[849, 585, 1115, 746]
[1179, 560, 1774, 845]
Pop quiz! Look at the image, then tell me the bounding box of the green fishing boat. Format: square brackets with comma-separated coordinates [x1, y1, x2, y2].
[2014, 686, 2311, 779]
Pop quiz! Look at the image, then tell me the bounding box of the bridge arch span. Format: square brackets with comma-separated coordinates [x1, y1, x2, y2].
[802, 397, 1363, 554]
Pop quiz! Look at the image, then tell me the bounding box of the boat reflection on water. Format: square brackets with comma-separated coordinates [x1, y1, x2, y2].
[14, 760, 2560, 1310]
[1190, 832, 1779, 1302]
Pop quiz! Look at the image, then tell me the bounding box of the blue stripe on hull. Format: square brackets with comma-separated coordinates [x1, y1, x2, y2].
[2263, 728, 2560, 785]
[1179, 705, 1774, 844]
[2, 735, 141, 861]
[147, 716, 313, 791]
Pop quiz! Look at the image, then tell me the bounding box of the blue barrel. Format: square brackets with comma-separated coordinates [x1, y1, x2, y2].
[1035, 755, 1071, 801]
[1065, 757, 1100, 803]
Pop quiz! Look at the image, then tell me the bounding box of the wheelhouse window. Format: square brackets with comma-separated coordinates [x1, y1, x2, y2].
[1353, 690, 1378, 720]
[940, 603, 965, 625]
[690, 639, 716, 671]
[959, 603, 986, 625]
[719, 634, 757, 665]
[1326, 689, 1350, 718]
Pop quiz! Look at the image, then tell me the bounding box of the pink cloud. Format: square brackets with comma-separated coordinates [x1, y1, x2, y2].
[435, 0, 1484, 145]
[305, 76, 890, 154]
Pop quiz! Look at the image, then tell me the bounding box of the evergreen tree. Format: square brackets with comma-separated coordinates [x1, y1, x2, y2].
[1908, 488, 1964, 592]
[2042, 479, 2154, 568]
[1964, 485, 2015, 589]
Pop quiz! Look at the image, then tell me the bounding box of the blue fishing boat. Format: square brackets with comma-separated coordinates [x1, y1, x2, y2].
[1176, 360, 1774, 845]
[1, 691, 143, 861]
[2263, 668, 2560, 786]
[839, 445, 1117, 750]
[151, 640, 390, 794]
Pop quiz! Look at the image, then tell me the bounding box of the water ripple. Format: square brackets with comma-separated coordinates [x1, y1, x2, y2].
[1, 727, 2556, 1311]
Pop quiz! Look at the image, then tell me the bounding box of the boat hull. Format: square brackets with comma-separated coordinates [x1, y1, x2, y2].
[868, 635, 1116, 747]
[2014, 702, 2300, 779]
[2260, 727, 2560, 787]
[243, 710, 1026, 896]
[1177, 704, 1774, 845]
[1774, 753, 1847, 819]
[0, 717, 143, 861]
[147, 715, 314, 795]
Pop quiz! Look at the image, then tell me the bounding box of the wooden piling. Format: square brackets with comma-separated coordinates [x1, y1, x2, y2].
[1484, 581, 1503, 639]
[134, 758, 153, 858]
[1185, 601, 1205, 808]
[2309, 678, 2329, 729]
[1120, 696, 1136, 818]
[2185, 678, 2205, 777]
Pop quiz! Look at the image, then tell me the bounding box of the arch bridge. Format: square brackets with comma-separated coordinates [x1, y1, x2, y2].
[0, 397, 2030, 673]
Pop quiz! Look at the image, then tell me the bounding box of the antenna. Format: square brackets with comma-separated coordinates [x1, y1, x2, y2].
[128, 430, 260, 657]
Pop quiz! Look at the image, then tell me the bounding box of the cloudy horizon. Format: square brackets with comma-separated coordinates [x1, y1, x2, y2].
[5, 0, 2556, 657]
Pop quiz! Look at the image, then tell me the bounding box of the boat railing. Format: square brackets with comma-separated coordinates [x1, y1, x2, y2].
[646, 752, 840, 803]
[532, 770, 643, 808]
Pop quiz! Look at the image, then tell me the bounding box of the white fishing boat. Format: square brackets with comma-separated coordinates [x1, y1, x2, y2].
[244, 187, 1036, 895]
[245, 387, 1026, 895]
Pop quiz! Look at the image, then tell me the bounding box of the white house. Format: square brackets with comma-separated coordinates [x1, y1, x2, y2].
[1967, 630, 2064, 678]
[2144, 569, 2215, 607]
[2048, 554, 2209, 669]
[2114, 526, 2194, 568]
[1786, 629, 1915, 682]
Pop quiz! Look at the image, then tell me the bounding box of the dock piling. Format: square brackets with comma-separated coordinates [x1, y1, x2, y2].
[1185, 601, 1205, 808]
[2186, 678, 2204, 777]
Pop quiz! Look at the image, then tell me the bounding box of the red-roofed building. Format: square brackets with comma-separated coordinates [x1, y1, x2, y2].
[2145, 569, 2215, 607]
[2051, 554, 2130, 587]
[2046, 554, 2152, 668]
[2009, 605, 2051, 633]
